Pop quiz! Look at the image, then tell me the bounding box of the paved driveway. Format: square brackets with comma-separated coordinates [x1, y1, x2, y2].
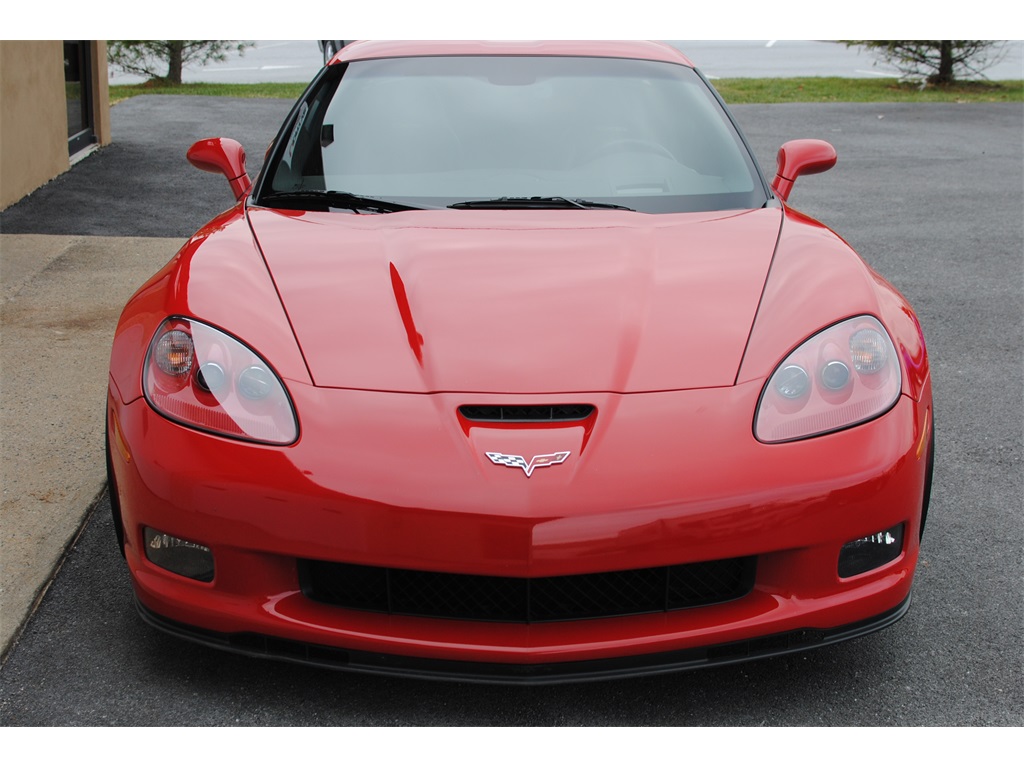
[0, 97, 1021, 725]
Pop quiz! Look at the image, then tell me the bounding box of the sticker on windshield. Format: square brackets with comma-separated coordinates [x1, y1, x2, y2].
[282, 102, 309, 168]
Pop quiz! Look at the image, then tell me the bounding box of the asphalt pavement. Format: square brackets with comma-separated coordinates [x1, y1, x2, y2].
[0, 95, 1021, 725]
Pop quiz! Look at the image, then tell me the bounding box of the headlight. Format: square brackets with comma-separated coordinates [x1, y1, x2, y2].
[144, 317, 298, 444]
[754, 316, 901, 443]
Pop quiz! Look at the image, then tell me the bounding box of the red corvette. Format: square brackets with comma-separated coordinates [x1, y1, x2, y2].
[106, 40, 932, 683]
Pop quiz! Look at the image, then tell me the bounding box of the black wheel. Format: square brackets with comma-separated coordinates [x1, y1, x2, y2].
[105, 415, 126, 558]
[323, 41, 337, 65]
[919, 429, 935, 541]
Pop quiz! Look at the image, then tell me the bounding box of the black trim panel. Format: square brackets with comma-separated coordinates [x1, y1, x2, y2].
[134, 594, 911, 685]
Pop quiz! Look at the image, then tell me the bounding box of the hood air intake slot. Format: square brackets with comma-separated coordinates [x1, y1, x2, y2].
[459, 405, 595, 423]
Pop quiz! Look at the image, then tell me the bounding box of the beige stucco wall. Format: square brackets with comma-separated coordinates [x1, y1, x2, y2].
[90, 42, 112, 150]
[0, 40, 111, 211]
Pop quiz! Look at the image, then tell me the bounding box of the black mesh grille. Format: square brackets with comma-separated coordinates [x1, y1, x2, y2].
[458, 404, 595, 423]
[300, 557, 756, 623]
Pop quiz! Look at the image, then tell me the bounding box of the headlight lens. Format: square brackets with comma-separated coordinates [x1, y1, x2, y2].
[754, 316, 901, 443]
[144, 317, 298, 444]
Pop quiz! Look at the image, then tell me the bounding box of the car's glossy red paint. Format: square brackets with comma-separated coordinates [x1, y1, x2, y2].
[247, 207, 781, 392]
[771, 139, 838, 202]
[332, 39, 697, 67]
[108, 379, 929, 662]
[186, 138, 252, 201]
[107, 40, 931, 682]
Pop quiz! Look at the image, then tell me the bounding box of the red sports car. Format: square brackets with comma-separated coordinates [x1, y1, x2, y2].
[106, 40, 933, 683]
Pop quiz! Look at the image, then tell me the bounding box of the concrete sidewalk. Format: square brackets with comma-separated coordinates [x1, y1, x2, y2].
[0, 95, 294, 660]
[0, 234, 182, 656]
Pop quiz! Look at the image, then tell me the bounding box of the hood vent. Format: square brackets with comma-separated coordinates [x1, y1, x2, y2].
[458, 404, 595, 423]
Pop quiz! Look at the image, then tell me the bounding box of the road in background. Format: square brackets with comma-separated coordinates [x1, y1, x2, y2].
[108, 40, 1024, 85]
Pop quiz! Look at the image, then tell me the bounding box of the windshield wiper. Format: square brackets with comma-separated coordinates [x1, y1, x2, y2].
[257, 190, 424, 214]
[449, 196, 634, 211]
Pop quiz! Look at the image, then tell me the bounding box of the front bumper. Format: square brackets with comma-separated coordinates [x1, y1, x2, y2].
[136, 593, 912, 684]
[108, 377, 931, 677]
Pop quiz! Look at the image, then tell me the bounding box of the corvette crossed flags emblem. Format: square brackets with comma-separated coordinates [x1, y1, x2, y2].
[485, 451, 571, 477]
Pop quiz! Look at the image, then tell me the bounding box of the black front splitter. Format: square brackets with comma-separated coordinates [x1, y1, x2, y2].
[135, 594, 911, 686]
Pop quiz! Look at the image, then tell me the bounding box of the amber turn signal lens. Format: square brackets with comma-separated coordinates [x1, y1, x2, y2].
[154, 330, 194, 377]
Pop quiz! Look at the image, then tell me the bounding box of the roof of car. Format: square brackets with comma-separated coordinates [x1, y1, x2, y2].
[336, 40, 695, 67]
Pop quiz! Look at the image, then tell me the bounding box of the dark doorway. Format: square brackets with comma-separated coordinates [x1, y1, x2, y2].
[64, 41, 96, 156]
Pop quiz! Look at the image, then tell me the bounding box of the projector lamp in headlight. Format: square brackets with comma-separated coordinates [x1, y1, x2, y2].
[755, 315, 902, 443]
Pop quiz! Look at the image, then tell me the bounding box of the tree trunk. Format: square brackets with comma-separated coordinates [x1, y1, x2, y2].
[932, 41, 955, 85]
[165, 42, 184, 85]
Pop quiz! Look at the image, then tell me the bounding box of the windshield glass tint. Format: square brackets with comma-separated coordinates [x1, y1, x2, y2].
[262, 56, 766, 213]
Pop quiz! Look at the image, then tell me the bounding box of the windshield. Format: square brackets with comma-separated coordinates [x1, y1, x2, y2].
[258, 55, 767, 214]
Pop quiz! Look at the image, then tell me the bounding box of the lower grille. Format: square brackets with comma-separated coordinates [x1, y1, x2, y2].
[300, 557, 756, 623]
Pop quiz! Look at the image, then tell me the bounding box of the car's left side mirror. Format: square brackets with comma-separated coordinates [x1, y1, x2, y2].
[772, 139, 837, 202]
[187, 138, 252, 201]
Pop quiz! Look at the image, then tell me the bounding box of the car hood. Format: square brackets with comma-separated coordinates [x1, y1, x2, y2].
[247, 207, 781, 394]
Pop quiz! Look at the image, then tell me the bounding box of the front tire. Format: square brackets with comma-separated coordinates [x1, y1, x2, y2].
[323, 41, 337, 65]
[105, 415, 126, 558]
[920, 432, 934, 541]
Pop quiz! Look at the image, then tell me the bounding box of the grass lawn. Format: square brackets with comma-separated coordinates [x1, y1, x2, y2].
[109, 82, 308, 103]
[713, 77, 1023, 103]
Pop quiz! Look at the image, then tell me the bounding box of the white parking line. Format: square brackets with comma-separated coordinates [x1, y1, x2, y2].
[855, 69, 903, 78]
[201, 65, 305, 72]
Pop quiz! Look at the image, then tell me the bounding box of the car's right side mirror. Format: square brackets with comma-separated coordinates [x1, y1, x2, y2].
[772, 139, 837, 202]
